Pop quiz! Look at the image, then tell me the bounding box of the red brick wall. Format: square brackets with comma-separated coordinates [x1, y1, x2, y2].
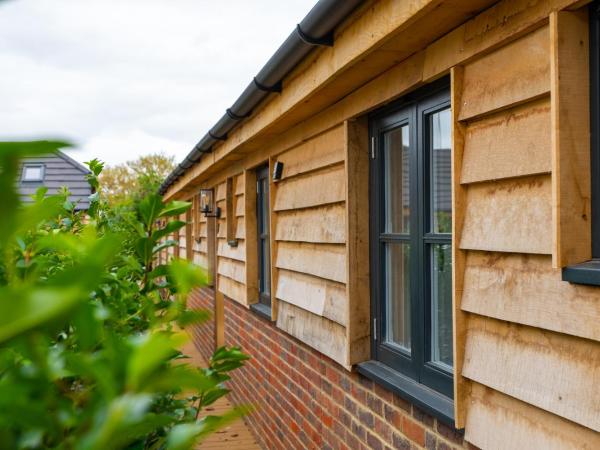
[189, 287, 474, 450]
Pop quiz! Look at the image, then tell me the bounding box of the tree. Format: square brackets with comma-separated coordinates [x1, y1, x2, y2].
[100, 153, 175, 205]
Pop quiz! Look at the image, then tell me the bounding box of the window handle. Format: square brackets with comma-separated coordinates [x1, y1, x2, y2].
[371, 136, 376, 159]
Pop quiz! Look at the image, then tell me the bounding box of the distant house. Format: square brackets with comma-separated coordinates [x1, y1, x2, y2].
[18, 151, 92, 210]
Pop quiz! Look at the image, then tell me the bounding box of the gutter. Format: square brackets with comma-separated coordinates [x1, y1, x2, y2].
[159, 0, 364, 195]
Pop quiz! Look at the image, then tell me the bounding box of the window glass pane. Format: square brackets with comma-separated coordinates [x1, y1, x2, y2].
[384, 125, 410, 234]
[430, 243, 453, 369]
[385, 242, 411, 352]
[23, 166, 43, 181]
[430, 108, 451, 234]
[261, 239, 270, 297]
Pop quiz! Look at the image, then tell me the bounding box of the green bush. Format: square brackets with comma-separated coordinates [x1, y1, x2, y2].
[0, 142, 248, 449]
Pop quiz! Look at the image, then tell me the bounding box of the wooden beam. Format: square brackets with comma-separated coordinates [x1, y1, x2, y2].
[185, 209, 193, 261]
[450, 66, 469, 429]
[550, 9, 592, 267]
[269, 157, 279, 321]
[244, 169, 259, 305]
[344, 118, 371, 367]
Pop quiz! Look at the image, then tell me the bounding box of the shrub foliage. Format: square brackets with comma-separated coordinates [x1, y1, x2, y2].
[0, 142, 248, 449]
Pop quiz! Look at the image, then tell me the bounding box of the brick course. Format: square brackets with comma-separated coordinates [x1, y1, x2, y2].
[188, 288, 474, 450]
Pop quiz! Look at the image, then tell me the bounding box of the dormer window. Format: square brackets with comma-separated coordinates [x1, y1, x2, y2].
[22, 164, 45, 182]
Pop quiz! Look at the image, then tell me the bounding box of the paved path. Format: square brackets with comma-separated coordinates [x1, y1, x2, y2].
[180, 339, 262, 450]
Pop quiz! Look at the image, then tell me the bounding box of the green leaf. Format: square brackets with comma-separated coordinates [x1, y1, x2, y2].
[135, 237, 154, 265]
[166, 423, 203, 450]
[152, 239, 178, 255]
[168, 259, 207, 297]
[0, 286, 84, 343]
[200, 388, 229, 407]
[159, 200, 191, 218]
[77, 394, 154, 450]
[152, 220, 186, 243]
[126, 332, 187, 391]
[137, 193, 164, 228]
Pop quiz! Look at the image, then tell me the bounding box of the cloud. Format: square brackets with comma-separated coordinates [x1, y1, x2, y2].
[0, 0, 316, 167]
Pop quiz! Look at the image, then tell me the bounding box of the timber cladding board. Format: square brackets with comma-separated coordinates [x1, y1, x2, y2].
[458, 25, 550, 121]
[235, 217, 245, 239]
[276, 269, 347, 326]
[461, 97, 552, 184]
[235, 197, 245, 217]
[234, 173, 244, 195]
[461, 251, 600, 342]
[193, 253, 208, 269]
[460, 174, 552, 254]
[217, 274, 246, 305]
[275, 241, 346, 284]
[272, 163, 345, 212]
[215, 182, 226, 202]
[217, 257, 245, 285]
[462, 315, 600, 432]
[274, 125, 345, 179]
[465, 382, 600, 450]
[274, 203, 346, 244]
[276, 300, 347, 367]
[217, 238, 246, 262]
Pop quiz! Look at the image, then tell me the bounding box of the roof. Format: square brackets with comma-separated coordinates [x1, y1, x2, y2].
[159, 0, 363, 195]
[18, 150, 93, 210]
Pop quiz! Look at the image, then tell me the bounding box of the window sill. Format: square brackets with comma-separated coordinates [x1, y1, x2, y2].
[249, 302, 272, 321]
[562, 259, 600, 286]
[356, 360, 456, 428]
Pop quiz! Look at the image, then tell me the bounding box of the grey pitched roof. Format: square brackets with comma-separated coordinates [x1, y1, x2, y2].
[18, 150, 92, 210]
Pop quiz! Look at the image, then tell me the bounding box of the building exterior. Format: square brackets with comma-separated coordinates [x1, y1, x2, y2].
[160, 0, 600, 448]
[18, 150, 92, 210]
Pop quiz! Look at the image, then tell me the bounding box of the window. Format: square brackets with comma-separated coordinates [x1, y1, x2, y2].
[22, 164, 44, 182]
[253, 164, 271, 317]
[369, 80, 453, 401]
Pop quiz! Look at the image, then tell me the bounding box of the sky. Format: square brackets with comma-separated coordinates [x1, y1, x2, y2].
[0, 0, 316, 166]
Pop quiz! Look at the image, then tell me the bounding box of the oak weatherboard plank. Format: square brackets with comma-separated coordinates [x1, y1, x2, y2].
[461, 98, 552, 184]
[460, 175, 552, 255]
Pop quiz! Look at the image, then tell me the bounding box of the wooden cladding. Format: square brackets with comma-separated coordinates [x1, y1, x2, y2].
[460, 175, 552, 255]
[452, 15, 598, 441]
[461, 98, 552, 184]
[164, 1, 599, 446]
[458, 25, 550, 121]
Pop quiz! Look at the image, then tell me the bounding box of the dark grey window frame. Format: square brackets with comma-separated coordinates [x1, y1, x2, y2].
[562, 1, 600, 286]
[22, 164, 45, 182]
[250, 164, 272, 320]
[358, 77, 456, 426]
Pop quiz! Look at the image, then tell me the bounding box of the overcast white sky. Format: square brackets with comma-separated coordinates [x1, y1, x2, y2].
[0, 0, 315, 166]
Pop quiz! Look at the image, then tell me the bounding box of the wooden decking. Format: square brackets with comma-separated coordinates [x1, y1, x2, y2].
[180, 339, 262, 450]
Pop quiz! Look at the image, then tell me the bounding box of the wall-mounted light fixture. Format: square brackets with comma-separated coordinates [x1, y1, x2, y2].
[272, 161, 284, 181]
[199, 188, 221, 218]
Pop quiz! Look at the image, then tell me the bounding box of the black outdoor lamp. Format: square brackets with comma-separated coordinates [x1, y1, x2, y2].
[199, 188, 221, 218]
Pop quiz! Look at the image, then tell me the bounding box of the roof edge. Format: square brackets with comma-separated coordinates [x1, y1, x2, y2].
[159, 0, 364, 196]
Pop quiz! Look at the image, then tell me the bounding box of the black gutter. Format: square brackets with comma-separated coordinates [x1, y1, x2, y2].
[159, 0, 364, 195]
